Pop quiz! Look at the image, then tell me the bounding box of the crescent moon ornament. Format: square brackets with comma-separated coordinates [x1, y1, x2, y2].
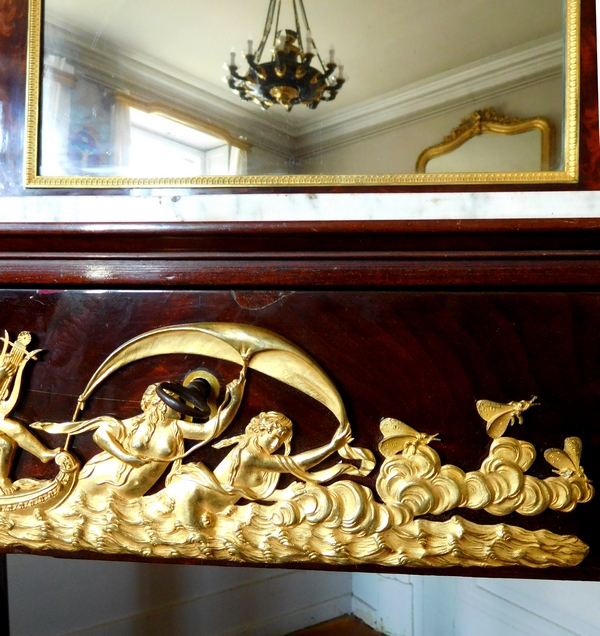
[74, 323, 347, 425]
[71, 322, 375, 476]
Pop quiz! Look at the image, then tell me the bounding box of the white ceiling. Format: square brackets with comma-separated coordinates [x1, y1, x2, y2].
[46, 0, 564, 125]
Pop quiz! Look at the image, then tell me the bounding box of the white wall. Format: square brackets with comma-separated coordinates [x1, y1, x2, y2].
[298, 76, 563, 175]
[7, 554, 351, 636]
[12, 553, 600, 636]
[352, 573, 600, 636]
[246, 145, 290, 175]
[353, 574, 415, 635]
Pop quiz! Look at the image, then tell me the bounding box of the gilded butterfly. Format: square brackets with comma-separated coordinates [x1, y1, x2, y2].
[476, 396, 538, 438]
[378, 418, 440, 458]
[544, 437, 585, 479]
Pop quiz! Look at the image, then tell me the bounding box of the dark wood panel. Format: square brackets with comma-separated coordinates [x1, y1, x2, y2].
[0, 0, 598, 195]
[1, 289, 600, 580]
[580, 0, 600, 187]
[5, 219, 600, 254]
[4, 257, 600, 288]
[4, 220, 600, 287]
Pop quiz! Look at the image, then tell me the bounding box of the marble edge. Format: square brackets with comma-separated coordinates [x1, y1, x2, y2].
[0, 191, 599, 223]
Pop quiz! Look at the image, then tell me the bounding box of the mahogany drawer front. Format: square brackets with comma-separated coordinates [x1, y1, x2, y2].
[0, 288, 597, 580]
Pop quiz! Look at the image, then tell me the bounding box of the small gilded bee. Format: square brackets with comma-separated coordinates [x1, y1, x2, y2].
[544, 437, 586, 479]
[378, 418, 440, 458]
[476, 396, 539, 438]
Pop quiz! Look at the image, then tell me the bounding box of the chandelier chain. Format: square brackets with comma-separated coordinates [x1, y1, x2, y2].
[298, 1, 327, 72]
[256, 0, 278, 60]
[292, 0, 303, 52]
[273, 0, 283, 53]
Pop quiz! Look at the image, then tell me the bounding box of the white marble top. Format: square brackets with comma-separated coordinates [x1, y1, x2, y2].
[1, 191, 600, 223]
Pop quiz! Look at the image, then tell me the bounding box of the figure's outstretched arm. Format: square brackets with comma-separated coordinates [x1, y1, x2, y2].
[178, 369, 246, 440]
[251, 421, 353, 473]
[291, 420, 353, 469]
[177, 420, 212, 441]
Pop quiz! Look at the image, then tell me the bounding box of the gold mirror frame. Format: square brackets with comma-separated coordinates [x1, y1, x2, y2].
[415, 109, 555, 173]
[24, 0, 580, 189]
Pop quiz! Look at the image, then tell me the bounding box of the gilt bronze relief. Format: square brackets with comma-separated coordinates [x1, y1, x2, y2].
[0, 322, 593, 569]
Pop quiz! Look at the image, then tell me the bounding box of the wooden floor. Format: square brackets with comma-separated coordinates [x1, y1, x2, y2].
[287, 615, 383, 635]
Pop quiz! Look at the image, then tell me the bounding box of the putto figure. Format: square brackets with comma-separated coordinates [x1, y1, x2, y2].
[0, 331, 60, 494]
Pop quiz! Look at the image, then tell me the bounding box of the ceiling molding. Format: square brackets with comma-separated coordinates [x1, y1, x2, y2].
[44, 22, 296, 159]
[293, 35, 563, 158]
[45, 22, 562, 162]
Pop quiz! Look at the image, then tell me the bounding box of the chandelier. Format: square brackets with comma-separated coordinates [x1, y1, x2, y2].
[225, 0, 346, 112]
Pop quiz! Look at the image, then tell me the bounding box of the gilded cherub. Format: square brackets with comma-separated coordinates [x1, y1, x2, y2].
[0, 331, 60, 494]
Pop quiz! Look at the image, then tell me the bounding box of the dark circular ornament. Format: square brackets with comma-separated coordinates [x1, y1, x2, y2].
[156, 378, 212, 420]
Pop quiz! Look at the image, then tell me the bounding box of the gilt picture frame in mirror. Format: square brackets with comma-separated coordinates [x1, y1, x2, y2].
[25, 0, 580, 189]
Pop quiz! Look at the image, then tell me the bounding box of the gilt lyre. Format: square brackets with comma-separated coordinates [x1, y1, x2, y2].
[0, 331, 42, 417]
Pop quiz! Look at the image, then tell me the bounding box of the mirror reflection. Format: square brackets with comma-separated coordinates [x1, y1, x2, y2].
[416, 109, 554, 174]
[37, 0, 568, 183]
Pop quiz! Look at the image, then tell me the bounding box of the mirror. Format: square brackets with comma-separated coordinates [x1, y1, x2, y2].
[25, 0, 579, 189]
[416, 109, 554, 173]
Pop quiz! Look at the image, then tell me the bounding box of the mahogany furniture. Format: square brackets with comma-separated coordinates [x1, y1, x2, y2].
[2, 1, 600, 602]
